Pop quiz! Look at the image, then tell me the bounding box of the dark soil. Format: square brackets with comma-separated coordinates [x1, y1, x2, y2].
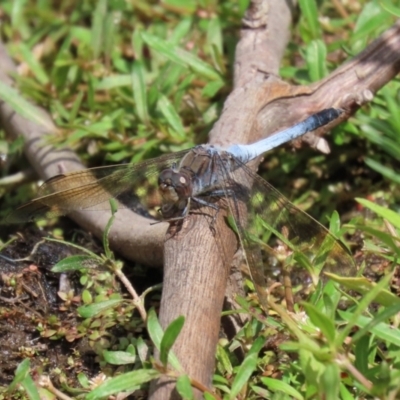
[0, 225, 163, 393]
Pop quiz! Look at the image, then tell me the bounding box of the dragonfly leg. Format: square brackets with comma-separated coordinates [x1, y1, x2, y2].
[191, 196, 220, 234]
[192, 188, 236, 234]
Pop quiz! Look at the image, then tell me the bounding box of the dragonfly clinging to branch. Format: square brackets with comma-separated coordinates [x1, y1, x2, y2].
[2, 108, 356, 309]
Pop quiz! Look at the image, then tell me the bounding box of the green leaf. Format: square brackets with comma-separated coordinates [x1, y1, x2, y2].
[7, 359, 31, 393]
[306, 39, 328, 81]
[52, 255, 98, 272]
[11, 0, 27, 29]
[352, 3, 389, 42]
[302, 303, 336, 345]
[142, 32, 221, 81]
[154, 64, 186, 96]
[176, 374, 194, 400]
[96, 74, 132, 90]
[216, 344, 233, 376]
[132, 60, 149, 124]
[325, 272, 400, 306]
[157, 94, 186, 139]
[353, 224, 400, 258]
[298, 348, 325, 387]
[103, 350, 137, 365]
[206, 17, 223, 66]
[20, 374, 41, 400]
[91, 0, 107, 58]
[69, 90, 84, 123]
[85, 369, 161, 400]
[202, 80, 224, 98]
[147, 309, 183, 371]
[160, 316, 185, 367]
[339, 382, 355, 400]
[381, 0, 400, 17]
[251, 385, 272, 398]
[78, 299, 123, 318]
[18, 43, 49, 85]
[365, 157, 400, 184]
[0, 80, 54, 131]
[352, 301, 400, 344]
[77, 372, 90, 389]
[373, 361, 392, 395]
[333, 273, 393, 345]
[354, 335, 370, 376]
[81, 289, 93, 304]
[319, 363, 340, 400]
[103, 12, 116, 58]
[170, 17, 193, 44]
[163, 0, 196, 14]
[247, 335, 265, 356]
[299, 0, 321, 39]
[356, 197, 400, 229]
[260, 377, 304, 400]
[229, 337, 264, 399]
[339, 310, 400, 347]
[229, 352, 257, 399]
[103, 199, 118, 259]
[328, 211, 341, 236]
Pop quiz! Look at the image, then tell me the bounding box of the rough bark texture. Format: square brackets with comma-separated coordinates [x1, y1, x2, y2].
[1, 1, 400, 399]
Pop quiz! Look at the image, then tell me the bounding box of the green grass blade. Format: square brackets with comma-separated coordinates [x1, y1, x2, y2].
[147, 309, 183, 372]
[306, 39, 328, 81]
[142, 32, 221, 81]
[132, 60, 149, 124]
[356, 197, 400, 230]
[299, 0, 321, 39]
[0, 80, 54, 131]
[261, 377, 304, 400]
[160, 316, 185, 367]
[85, 369, 161, 400]
[176, 374, 195, 400]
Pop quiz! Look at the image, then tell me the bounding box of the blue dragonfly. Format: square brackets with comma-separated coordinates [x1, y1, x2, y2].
[2, 108, 355, 309]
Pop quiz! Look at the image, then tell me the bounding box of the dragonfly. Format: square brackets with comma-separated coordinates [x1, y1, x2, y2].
[2, 108, 356, 310]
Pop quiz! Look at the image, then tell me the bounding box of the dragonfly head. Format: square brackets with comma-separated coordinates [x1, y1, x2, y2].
[158, 168, 193, 219]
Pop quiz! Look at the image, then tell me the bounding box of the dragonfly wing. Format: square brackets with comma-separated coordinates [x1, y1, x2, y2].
[2, 149, 189, 224]
[220, 155, 356, 309]
[198, 153, 270, 311]
[243, 162, 357, 292]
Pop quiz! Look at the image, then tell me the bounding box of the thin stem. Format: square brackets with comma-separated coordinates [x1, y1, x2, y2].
[113, 266, 147, 322]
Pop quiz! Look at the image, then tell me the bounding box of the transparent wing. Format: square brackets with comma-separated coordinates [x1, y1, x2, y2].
[216, 154, 356, 310]
[2, 149, 190, 224]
